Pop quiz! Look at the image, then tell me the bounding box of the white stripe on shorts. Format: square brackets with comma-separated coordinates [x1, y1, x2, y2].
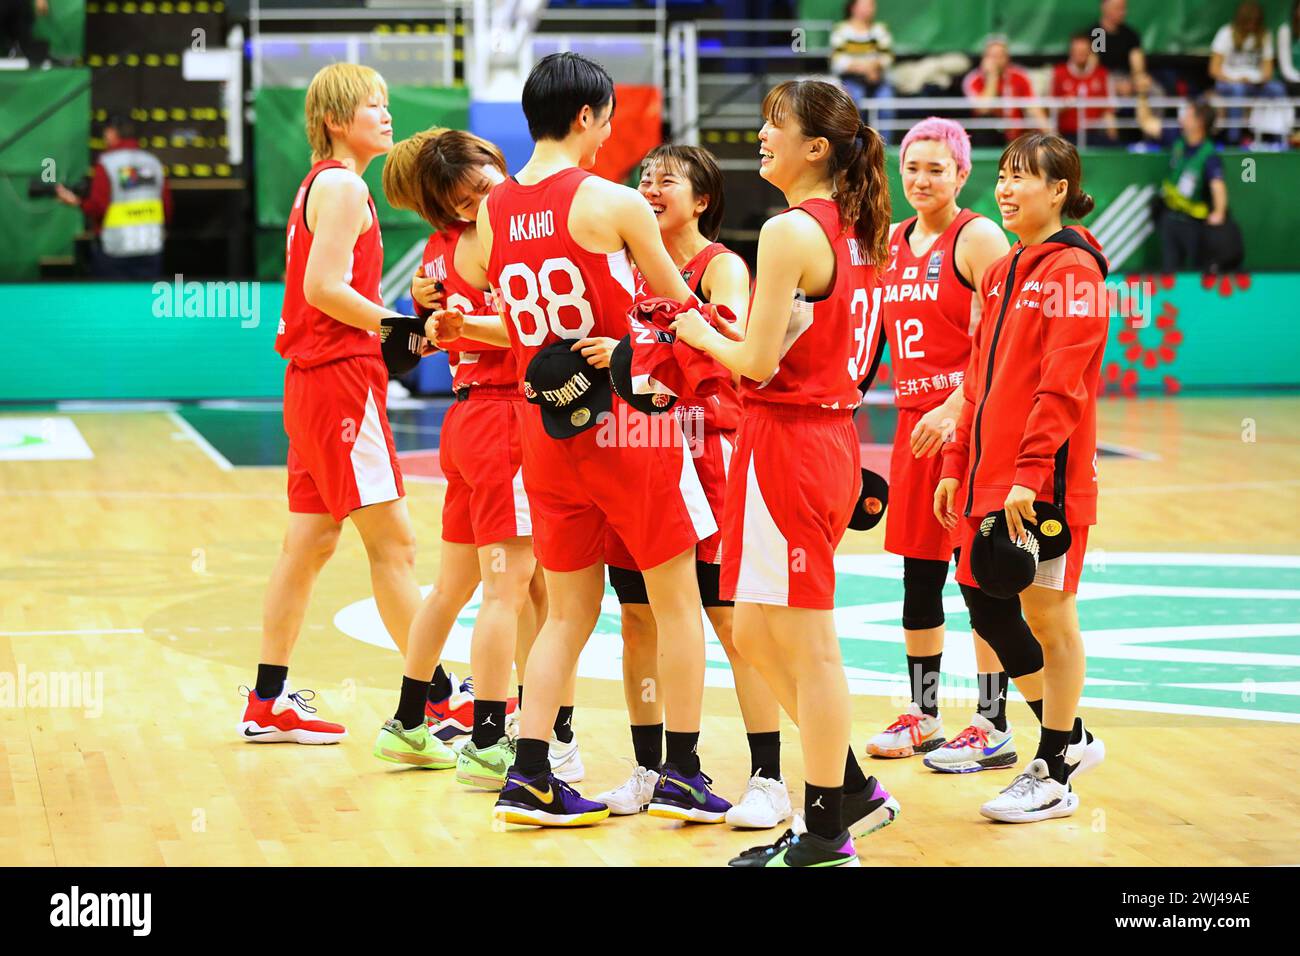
[676, 421, 717, 543]
[351, 388, 400, 508]
[511, 462, 533, 537]
[1033, 552, 1068, 590]
[734, 452, 790, 606]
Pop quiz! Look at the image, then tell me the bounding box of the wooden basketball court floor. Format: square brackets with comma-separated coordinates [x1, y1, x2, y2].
[1, 394, 1298, 867]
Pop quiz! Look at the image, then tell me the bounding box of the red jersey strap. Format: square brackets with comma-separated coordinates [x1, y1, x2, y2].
[679, 242, 728, 300]
[790, 198, 847, 302]
[299, 159, 348, 235]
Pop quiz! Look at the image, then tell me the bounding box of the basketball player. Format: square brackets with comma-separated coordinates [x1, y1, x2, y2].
[584, 145, 789, 828]
[238, 65, 431, 745]
[374, 128, 583, 784]
[866, 117, 1040, 773]
[671, 80, 899, 866]
[936, 132, 1108, 823]
[431, 53, 727, 828]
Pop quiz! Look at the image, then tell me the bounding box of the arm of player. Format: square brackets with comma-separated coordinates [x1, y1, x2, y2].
[699, 252, 752, 331]
[671, 213, 805, 381]
[302, 173, 398, 332]
[616, 188, 696, 303]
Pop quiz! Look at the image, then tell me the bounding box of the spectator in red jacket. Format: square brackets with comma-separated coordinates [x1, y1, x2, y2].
[55, 115, 173, 278]
[936, 132, 1109, 825]
[1052, 32, 1118, 145]
[963, 36, 1050, 146]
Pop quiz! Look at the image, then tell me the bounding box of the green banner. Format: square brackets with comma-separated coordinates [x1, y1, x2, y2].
[0, 68, 91, 281]
[884, 147, 1299, 273]
[803, 0, 1294, 55]
[1, 273, 1298, 401]
[253, 85, 470, 229]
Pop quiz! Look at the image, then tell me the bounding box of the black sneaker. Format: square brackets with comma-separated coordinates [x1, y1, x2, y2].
[728, 828, 858, 867]
[843, 776, 901, 838]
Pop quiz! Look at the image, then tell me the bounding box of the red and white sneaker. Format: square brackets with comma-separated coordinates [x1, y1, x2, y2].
[425, 673, 518, 743]
[865, 702, 945, 758]
[237, 686, 347, 744]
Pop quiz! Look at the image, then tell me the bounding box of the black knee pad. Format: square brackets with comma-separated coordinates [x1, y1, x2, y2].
[695, 560, 733, 608]
[959, 583, 1044, 678]
[902, 557, 949, 630]
[608, 564, 649, 605]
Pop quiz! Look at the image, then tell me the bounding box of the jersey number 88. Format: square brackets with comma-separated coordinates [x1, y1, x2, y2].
[497, 257, 595, 345]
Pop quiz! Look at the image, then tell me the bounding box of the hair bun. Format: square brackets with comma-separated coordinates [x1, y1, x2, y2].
[1067, 191, 1095, 220]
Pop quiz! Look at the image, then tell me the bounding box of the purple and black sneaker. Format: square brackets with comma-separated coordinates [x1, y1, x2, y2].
[646, 763, 732, 823]
[843, 775, 901, 838]
[492, 769, 610, 828]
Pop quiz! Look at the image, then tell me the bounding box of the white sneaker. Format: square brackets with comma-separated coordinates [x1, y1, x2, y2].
[923, 714, 1018, 773]
[725, 773, 792, 829]
[504, 709, 521, 742]
[594, 765, 660, 815]
[1065, 719, 1106, 779]
[865, 702, 946, 758]
[549, 732, 584, 783]
[979, 758, 1079, 823]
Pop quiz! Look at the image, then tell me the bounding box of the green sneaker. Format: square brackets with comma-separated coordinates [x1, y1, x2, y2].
[373, 719, 457, 769]
[456, 736, 516, 790]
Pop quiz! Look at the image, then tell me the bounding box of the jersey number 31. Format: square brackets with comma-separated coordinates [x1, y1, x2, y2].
[848, 286, 882, 380]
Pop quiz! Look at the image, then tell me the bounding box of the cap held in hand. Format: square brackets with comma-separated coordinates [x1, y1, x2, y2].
[847, 469, 889, 531]
[524, 340, 612, 439]
[969, 502, 1071, 598]
[378, 316, 426, 376]
[609, 335, 677, 415]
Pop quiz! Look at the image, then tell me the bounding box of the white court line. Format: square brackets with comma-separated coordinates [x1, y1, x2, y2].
[1101, 478, 1300, 495]
[165, 411, 233, 471]
[0, 628, 145, 636]
[4, 489, 281, 500]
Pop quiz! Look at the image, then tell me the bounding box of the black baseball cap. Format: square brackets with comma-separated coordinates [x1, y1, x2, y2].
[524, 341, 612, 439]
[608, 335, 677, 415]
[969, 502, 1071, 598]
[847, 468, 889, 531]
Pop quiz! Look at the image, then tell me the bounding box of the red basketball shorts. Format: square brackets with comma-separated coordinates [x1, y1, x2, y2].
[885, 404, 957, 561]
[520, 396, 716, 573]
[283, 353, 404, 522]
[440, 387, 532, 547]
[955, 516, 1091, 594]
[719, 402, 859, 610]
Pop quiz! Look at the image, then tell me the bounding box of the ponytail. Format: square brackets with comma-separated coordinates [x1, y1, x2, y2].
[839, 122, 891, 265]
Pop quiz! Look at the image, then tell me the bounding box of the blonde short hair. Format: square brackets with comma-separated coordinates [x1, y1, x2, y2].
[304, 63, 388, 162]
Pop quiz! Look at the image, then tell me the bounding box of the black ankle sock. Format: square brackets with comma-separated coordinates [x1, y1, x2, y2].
[553, 705, 575, 744]
[1026, 698, 1044, 724]
[908, 653, 943, 717]
[1071, 716, 1093, 745]
[1035, 726, 1073, 783]
[517, 684, 524, 709]
[804, 783, 843, 840]
[979, 671, 1009, 731]
[255, 664, 288, 700]
[513, 737, 550, 779]
[747, 731, 781, 780]
[630, 723, 663, 770]
[471, 699, 507, 748]
[665, 731, 700, 777]
[428, 665, 452, 703]
[396, 676, 431, 731]
[844, 748, 869, 793]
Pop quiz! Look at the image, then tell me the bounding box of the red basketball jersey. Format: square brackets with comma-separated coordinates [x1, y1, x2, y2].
[276, 159, 384, 369]
[741, 198, 882, 409]
[421, 221, 518, 389]
[485, 168, 637, 376]
[881, 209, 981, 410]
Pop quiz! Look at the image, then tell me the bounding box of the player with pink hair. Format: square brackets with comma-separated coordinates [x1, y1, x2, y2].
[863, 117, 1050, 777]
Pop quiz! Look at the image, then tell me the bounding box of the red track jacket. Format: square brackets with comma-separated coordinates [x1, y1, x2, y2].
[940, 226, 1110, 526]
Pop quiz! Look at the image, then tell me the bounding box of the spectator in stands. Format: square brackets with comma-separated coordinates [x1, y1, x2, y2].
[55, 116, 173, 279]
[962, 36, 1049, 146]
[1053, 31, 1119, 145]
[1135, 87, 1230, 271]
[830, 0, 896, 141]
[1275, 0, 1300, 89]
[0, 0, 48, 64]
[1210, 0, 1287, 145]
[1088, 0, 1148, 97]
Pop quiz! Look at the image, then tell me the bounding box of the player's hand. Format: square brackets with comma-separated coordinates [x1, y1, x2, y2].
[705, 305, 745, 342]
[934, 477, 960, 530]
[1003, 484, 1038, 543]
[425, 309, 464, 345]
[54, 184, 80, 206]
[911, 405, 954, 459]
[571, 336, 618, 370]
[1207, 210, 1226, 227]
[670, 307, 712, 347]
[411, 266, 445, 313]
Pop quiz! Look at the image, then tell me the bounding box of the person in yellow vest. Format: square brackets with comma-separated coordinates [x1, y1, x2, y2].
[56, 116, 173, 278]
